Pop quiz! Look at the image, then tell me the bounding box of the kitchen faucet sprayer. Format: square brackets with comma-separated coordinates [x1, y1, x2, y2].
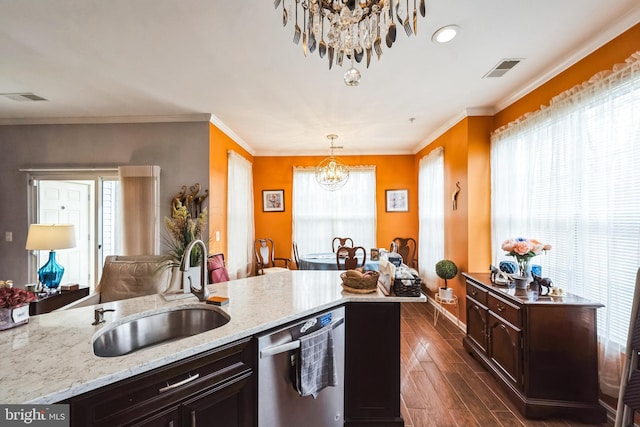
[180, 239, 210, 302]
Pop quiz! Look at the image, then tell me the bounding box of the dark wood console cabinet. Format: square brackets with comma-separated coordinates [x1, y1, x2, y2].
[463, 273, 606, 424]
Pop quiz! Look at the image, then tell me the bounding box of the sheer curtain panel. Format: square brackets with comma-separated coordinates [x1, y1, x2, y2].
[292, 166, 376, 255]
[491, 52, 640, 398]
[227, 151, 254, 279]
[418, 148, 444, 291]
[118, 165, 160, 255]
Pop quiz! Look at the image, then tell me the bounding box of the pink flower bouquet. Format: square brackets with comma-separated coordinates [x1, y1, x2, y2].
[0, 287, 36, 309]
[501, 237, 551, 277]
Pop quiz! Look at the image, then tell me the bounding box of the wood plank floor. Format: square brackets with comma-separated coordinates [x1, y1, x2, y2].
[399, 301, 614, 427]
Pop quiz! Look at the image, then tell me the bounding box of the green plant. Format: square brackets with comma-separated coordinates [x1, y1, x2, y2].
[164, 201, 208, 267]
[435, 259, 458, 289]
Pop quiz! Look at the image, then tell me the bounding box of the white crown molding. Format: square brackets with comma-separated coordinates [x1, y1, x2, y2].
[412, 107, 495, 154]
[208, 114, 256, 157]
[0, 114, 212, 126]
[494, 5, 640, 113]
[254, 149, 416, 156]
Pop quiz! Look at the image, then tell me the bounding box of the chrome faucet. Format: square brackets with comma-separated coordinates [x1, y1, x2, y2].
[180, 239, 210, 301]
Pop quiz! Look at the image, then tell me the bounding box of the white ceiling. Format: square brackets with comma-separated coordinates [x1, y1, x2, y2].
[1, 0, 639, 156]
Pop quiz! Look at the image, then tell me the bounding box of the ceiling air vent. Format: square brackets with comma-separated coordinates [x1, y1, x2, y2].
[483, 59, 523, 78]
[1, 92, 48, 102]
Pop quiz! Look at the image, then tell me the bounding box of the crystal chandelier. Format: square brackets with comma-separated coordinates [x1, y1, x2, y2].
[315, 134, 350, 191]
[276, 0, 426, 86]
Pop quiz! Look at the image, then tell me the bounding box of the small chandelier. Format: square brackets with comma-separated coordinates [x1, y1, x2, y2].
[315, 134, 350, 191]
[276, 0, 426, 86]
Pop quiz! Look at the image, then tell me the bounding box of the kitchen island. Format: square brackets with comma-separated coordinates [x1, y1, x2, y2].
[0, 270, 424, 426]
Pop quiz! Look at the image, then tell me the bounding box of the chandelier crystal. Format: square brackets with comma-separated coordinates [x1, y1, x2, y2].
[276, 0, 426, 85]
[315, 134, 350, 191]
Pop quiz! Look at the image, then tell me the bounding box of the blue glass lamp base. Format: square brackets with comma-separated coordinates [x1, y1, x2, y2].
[38, 250, 65, 290]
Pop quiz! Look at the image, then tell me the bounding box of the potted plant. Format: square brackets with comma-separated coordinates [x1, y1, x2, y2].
[435, 259, 458, 301]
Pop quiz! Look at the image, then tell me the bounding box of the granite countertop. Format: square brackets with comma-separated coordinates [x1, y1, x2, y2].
[0, 270, 425, 404]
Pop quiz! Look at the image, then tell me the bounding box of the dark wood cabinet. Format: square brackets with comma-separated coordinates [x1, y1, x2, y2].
[29, 287, 90, 315]
[64, 302, 407, 427]
[344, 302, 403, 427]
[463, 273, 606, 424]
[68, 337, 256, 427]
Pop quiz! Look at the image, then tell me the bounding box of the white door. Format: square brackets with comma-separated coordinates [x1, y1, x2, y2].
[38, 180, 93, 287]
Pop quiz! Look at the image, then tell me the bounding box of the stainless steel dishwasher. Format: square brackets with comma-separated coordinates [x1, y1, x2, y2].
[257, 306, 345, 427]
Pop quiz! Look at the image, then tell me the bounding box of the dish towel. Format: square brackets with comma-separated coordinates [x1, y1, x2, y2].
[293, 326, 338, 398]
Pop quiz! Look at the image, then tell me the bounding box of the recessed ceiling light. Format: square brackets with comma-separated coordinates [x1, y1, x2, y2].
[432, 25, 459, 43]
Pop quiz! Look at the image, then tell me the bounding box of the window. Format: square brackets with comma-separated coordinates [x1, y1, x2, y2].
[418, 147, 444, 290]
[227, 151, 254, 279]
[491, 53, 640, 396]
[292, 166, 376, 255]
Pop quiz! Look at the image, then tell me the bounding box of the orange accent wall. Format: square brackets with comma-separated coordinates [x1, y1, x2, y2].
[208, 123, 254, 256]
[253, 155, 418, 265]
[414, 116, 493, 323]
[208, 23, 638, 325]
[495, 23, 640, 129]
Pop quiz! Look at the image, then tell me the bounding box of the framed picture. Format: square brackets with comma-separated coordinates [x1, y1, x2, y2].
[262, 189, 285, 212]
[386, 189, 408, 212]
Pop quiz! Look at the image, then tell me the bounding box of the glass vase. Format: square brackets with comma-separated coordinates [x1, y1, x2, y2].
[516, 258, 532, 278]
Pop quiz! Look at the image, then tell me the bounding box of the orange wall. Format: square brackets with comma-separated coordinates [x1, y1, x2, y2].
[412, 23, 640, 322]
[253, 155, 418, 265]
[208, 123, 254, 255]
[495, 23, 640, 129]
[414, 116, 493, 321]
[208, 24, 638, 324]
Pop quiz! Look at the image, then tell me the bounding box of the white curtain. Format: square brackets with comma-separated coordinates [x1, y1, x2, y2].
[292, 166, 376, 255]
[227, 151, 254, 279]
[491, 52, 640, 397]
[118, 165, 160, 255]
[418, 147, 444, 291]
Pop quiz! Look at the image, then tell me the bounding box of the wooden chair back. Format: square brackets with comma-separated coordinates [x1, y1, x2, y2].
[390, 237, 418, 268]
[332, 237, 354, 253]
[254, 238, 291, 275]
[336, 246, 367, 270]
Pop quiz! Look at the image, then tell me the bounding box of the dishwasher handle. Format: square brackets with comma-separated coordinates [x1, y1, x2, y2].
[259, 317, 344, 359]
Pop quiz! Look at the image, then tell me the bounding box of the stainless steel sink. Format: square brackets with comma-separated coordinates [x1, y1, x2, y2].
[93, 306, 230, 357]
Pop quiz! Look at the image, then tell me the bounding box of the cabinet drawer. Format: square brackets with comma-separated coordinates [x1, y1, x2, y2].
[71, 338, 253, 427]
[466, 281, 488, 305]
[488, 294, 521, 327]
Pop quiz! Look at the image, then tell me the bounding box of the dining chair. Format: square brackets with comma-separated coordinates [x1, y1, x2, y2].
[254, 238, 291, 275]
[336, 246, 367, 270]
[390, 237, 418, 269]
[292, 241, 300, 269]
[332, 237, 354, 253]
[207, 252, 230, 283]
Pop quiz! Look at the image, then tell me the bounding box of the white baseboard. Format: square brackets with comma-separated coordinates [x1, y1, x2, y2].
[427, 295, 466, 332]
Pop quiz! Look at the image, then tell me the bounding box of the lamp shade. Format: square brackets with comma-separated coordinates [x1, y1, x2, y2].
[25, 224, 76, 251]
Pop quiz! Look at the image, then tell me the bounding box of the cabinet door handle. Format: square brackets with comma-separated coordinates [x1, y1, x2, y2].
[191, 410, 196, 427]
[158, 373, 200, 393]
[168, 422, 174, 427]
[470, 289, 477, 296]
[496, 303, 505, 312]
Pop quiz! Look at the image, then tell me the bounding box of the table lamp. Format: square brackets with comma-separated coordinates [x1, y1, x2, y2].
[25, 224, 76, 290]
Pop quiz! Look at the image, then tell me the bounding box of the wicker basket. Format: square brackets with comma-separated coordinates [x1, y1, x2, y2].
[340, 270, 379, 294]
[393, 275, 422, 297]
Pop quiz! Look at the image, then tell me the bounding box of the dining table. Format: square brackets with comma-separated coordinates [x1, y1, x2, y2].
[298, 252, 380, 271]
